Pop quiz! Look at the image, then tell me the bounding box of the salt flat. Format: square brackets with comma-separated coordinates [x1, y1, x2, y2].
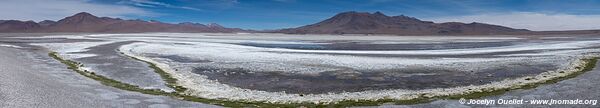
[2, 33, 600, 106]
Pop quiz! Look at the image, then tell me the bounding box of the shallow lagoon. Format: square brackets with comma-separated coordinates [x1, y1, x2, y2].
[15, 33, 600, 103]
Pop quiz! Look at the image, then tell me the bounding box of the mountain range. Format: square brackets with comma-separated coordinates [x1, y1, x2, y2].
[1, 11, 599, 35]
[0, 12, 244, 33]
[275, 11, 600, 35]
[276, 11, 532, 35]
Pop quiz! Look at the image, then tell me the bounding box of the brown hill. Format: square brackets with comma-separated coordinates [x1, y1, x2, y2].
[0, 12, 244, 33]
[2, 11, 599, 35]
[276, 11, 531, 35]
[0, 20, 41, 32]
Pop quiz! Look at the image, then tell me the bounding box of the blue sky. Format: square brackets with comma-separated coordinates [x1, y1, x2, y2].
[3, 0, 600, 30]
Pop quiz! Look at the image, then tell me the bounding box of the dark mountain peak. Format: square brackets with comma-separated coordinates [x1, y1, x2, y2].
[59, 12, 121, 23]
[74, 12, 92, 15]
[0, 11, 245, 33]
[149, 20, 162, 23]
[39, 20, 56, 23]
[71, 12, 98, 19]
[17, 12, 245, 33]
[373, 11, 385, 16]
[24, 20, 37, 23]
[392, 15, 420, 21]
[101, 17, 120, 21]
[465, 22, 491, 26]
[1, 20, 36, 24]
[337, 11, 359, 14]
[330, 11, 365, 19]
[329, 11, 419, 23]
[327, 11, 423, 27]
[129, 19, 146, 22]
[178, 22, 208, 27]
[0, 20, 41, 32]
[333, 11, 386, 17]
[207, 23, 223, 28]
[56, 12, 109, 25]
[439, 22, 464, 25]
[38, 20, 57, 27]
[278, 11, 529, 35]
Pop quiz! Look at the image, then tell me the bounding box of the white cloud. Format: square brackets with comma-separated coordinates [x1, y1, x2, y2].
[427, 12, 600, 31]
[122, 0, 203, 11]
[0, 0, 153, 22]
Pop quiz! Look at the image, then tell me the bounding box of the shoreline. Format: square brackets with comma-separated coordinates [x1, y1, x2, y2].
[106, 47, 598, 106]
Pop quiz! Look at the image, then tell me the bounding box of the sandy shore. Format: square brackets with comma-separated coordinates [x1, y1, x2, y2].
[0, 45, 220, 108]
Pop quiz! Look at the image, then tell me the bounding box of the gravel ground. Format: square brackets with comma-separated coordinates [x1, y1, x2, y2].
[0, 46, 220, 108]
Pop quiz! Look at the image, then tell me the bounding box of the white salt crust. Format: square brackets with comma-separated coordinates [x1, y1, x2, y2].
[119, 43, 598, 104]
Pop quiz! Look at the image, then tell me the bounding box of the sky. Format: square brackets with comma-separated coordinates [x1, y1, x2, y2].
[2, 0, 600, 31]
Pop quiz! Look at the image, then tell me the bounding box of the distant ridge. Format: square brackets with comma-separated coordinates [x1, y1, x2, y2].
[0, 20, 40, 32]
[1, 11, 599, 35]
[275, 11, 533, 35]
[0, 12, 245, 33]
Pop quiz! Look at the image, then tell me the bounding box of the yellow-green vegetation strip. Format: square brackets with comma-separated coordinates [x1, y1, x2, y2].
[49, 51, 599, 107]
[127, 56, 187, 92]
[49, 52, 166, 95]
[444, 57, 598, 100]
[50, 52, 326, 107]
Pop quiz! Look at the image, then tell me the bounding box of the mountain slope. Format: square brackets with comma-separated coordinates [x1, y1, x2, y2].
[38, 20, 57, 27]
[277, 11, 530, 35]
[0, 20, 41, 32]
